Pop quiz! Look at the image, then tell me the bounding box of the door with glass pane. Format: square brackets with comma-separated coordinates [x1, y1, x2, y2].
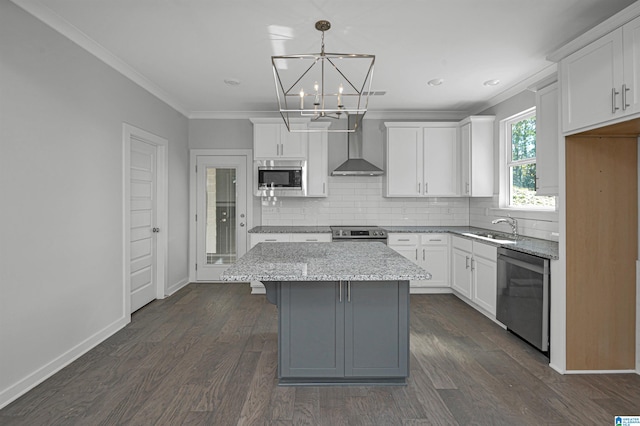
[196, 156, 247, 281]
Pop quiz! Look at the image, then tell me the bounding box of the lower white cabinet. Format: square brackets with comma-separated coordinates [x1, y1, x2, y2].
[450, 236, 497, 316]
[249, 233, 332, 293]
[388, 233, 450, 292]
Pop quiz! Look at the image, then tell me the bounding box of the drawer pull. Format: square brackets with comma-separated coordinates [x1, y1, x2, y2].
[398, 238, 410, 241]
[429, 239, 442, 242]
[265, 239, 277, 242]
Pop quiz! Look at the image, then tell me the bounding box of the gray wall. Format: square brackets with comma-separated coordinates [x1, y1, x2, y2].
[0, 1, 189, 406]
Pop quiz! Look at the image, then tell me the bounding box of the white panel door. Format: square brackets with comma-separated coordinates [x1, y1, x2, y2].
[423, 127, 458, 196]
[386, 127, 421, 196]
[130, 138, 158, 312]
[196, 155, 248, 281]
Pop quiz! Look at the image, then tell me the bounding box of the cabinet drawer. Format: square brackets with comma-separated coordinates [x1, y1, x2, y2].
[451, 235, 472, 252]
[472, 241, 497, 260]
[290, 233, 331, 242]
[388, 234, 419, 245]
[250, 234, 291, 247]
[420, 234, 449, 245]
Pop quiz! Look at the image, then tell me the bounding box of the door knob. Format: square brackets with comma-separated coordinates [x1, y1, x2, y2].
[152, 227, 160, 233]
[240, 222, 245, 227]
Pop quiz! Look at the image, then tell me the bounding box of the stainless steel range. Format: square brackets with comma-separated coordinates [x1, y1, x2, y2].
[330, 226, 387, 244]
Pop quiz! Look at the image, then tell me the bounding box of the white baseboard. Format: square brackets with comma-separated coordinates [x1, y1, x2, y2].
[563, 369, 638, 374]
[409, 287, 453, 294]
[166, 277, 189, 296]
[0, 316, 129, 409]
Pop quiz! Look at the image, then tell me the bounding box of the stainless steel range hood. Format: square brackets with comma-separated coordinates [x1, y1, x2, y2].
[332, 115, 384, 176]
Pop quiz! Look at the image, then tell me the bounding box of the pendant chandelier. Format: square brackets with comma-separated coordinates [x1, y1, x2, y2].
[271, 20, 375, 133]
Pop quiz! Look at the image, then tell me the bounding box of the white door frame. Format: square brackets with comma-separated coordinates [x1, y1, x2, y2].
[123, 123, 168, 318]
[189, 149, 253, 282]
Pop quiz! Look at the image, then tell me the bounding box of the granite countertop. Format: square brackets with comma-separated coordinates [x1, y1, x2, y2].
[249, 225, 559, 260]
[383, 226, 559, 260]
[221, 242, 432, 282]
[248, 226, 332, 234]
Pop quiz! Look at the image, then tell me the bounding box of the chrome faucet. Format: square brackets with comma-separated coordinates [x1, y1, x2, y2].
[492, 216, 518, 240]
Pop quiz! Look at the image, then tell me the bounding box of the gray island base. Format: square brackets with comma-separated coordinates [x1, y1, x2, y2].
[221, 242, 431, 386]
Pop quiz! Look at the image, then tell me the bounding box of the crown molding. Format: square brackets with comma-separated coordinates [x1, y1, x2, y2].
[469, 63, 558, 115]
[11, 0, 189, 117]
[547, 1, 640, 62]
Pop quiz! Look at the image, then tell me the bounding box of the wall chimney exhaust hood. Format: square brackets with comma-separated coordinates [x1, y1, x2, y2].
[331, 116, 384, 176]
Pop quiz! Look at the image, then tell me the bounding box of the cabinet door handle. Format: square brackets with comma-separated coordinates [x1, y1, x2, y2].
[622, 84, 631, 111]
[339, 281, 342, 303]
[415, 249, 418, 260]
[425, 182, 428, 194]
[347, 281, 351, 303]
[471, 258, 475, 271]
[612, 88, 620, 114]
[465, 256, 469, 269]
[417, 182, 421, 194]
[423, 249, 425, 261]
[465, 182, 470, 194]
[535, 176, 540, 190]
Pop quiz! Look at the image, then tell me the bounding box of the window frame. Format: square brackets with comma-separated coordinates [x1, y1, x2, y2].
[500, 107, 555, 211]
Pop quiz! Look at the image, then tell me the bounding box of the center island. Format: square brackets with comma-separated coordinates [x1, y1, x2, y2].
[221, 242, 431, 385]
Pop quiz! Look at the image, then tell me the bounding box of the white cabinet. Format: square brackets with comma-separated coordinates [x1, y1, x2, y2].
[535, 82, 559, 196]
[290, 233, 332, 242]
[384, 123, 458, 197]
[306, 123, 330, 197]
[459, 116, 495, 197]
[251, 120, 308, 159]
[451, 237, 473, 298]
[450, 236, 497, 316]
[559, 15, 640, 133]
[249, 233, 331, 293]
[388, 233, 450, 292]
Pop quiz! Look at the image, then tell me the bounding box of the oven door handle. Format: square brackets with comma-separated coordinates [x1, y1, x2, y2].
[498, 255, 545, 274]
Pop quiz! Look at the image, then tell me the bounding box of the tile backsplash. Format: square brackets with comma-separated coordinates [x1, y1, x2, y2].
[259, 176, 560, 241]
[260, 176, 470, 226]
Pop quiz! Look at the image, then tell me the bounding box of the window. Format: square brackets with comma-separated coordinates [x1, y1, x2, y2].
[504, 109, 555, 209]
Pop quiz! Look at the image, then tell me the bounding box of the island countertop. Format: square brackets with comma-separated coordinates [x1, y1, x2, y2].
[220, 242, 432, 282]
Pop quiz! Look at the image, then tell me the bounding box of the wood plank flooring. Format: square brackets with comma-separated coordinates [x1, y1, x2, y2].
[2, 283, 639, 425]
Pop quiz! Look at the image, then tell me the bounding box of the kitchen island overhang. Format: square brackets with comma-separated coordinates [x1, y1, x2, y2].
[221, 242, 431, 386]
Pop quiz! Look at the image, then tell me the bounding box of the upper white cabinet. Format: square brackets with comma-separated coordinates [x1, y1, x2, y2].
[384, 122, 458, 197]
[306, 122, 330, 197]
[251, 120, 308, 159]
[535, 82, 559, 196]
[459, 116, 495, 197]
[559, 15, 640, 133]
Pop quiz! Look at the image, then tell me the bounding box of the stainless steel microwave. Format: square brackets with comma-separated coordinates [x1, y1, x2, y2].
[255, 160, 307, 197]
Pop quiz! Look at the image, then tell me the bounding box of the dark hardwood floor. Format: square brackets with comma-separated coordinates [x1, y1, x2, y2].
[2, 283, 639, 425]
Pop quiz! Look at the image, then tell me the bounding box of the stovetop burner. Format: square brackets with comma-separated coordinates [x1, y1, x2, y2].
[330, 226, 387, 241]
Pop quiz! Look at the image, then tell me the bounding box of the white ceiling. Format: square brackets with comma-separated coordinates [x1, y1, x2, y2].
[12, 0, 638, 118]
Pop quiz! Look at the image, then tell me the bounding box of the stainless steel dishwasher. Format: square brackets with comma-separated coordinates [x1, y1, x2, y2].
[496, 247, 550, 354]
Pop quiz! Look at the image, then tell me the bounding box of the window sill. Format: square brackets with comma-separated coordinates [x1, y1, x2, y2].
[491, 207, 558, 221]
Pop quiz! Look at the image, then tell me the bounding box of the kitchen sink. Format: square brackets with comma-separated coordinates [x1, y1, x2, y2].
[462, 232, 516, 244]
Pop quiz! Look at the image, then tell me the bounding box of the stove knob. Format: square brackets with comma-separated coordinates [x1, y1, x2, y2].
[373, 231, 379, 236]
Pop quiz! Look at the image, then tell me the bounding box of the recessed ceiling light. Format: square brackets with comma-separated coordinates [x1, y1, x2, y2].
[427, 78, 444, 86]
[483, 79, 500, 87]
[224, 78, 241, 86]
